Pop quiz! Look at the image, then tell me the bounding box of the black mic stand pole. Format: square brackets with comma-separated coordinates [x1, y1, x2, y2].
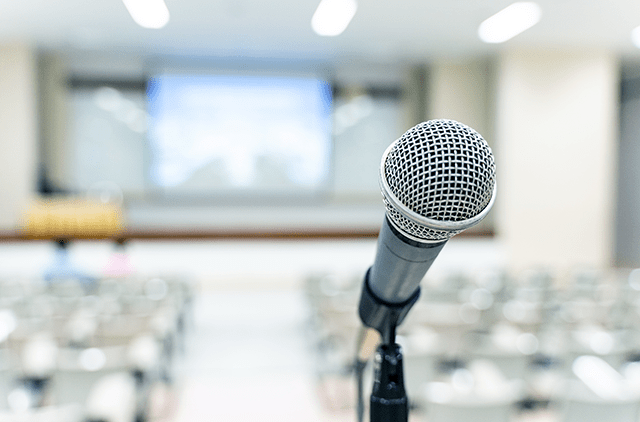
[357, 268, 421, 422]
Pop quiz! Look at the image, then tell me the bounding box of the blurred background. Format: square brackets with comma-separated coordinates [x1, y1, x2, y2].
[3, 0, 640, 421]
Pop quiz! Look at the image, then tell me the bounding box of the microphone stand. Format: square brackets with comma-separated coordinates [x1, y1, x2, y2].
[357, 269, 420, 422]
[369, 339, 408, 422]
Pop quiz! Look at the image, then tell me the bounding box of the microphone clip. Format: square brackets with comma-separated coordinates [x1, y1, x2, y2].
[358, 268, 420, 344]
[358, 273, 414, 422]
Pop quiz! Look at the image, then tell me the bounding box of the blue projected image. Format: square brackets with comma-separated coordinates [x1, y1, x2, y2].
[146, 74, 333, 194]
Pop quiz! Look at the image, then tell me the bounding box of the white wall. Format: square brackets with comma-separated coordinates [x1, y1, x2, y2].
[0, 44, 38, 231]
[0, 238, 505, 290]
[427, 58, 494, 141]
[426, 58, 497, 236]
[495, 49, 619, 272]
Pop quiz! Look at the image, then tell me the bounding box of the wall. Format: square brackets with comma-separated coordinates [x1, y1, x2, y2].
[39, 54, 419, 234]
[0, 44, 38, 231]
[0, 237, 505, 290]
[495, 49, 619, 273]
[426, 58, 496, 236]
[0, 47, 627, 277]
[427, 57, 494, 142]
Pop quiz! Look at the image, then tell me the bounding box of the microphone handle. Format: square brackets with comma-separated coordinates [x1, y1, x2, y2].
[358, 217, 446, 341]
[368, 216, 446, 304]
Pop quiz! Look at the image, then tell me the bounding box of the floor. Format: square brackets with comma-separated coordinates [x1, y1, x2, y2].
[148, 289, 562, 422]
[156, 289, 355, 422]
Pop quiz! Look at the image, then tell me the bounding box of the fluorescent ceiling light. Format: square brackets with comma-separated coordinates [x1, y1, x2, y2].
[632, 26, 640, 48]
[478, 2, 541, 44]
[122, 0, 170, 29]
[312, 0, 357, 37]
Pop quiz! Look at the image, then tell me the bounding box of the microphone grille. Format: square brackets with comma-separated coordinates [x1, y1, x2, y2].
[381, 119, 496, 242]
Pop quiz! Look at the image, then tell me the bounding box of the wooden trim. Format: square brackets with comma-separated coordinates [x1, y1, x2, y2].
[120, 228, 382, 240]
[0, 228, 493, 242]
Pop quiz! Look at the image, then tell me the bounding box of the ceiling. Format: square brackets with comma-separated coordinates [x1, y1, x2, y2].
[2, 0, 640, 64]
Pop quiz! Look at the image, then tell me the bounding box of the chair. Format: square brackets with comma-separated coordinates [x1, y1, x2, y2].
[84, 372, 137, 422]
[560, 380, 640, 422]
[559, 356, 640, 422]
[52, 345, 129, 406]
[0, 403, 83, 422]
[422, 360, 523, 422]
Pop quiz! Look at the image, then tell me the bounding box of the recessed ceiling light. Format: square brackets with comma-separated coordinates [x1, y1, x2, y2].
[122, 0, 170, 29]
[311, 0, 357, 37]
[478, 2, 542, 44]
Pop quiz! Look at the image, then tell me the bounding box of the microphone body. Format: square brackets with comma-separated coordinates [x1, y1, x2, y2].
[358, 119, 496, 336]
[368, 216, 446, 304]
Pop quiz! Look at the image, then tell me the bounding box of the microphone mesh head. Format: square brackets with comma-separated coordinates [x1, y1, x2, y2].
[381, 119, 496, 242]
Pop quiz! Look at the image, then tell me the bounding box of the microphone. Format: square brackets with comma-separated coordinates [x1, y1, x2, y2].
[358, 119, 496, 338]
